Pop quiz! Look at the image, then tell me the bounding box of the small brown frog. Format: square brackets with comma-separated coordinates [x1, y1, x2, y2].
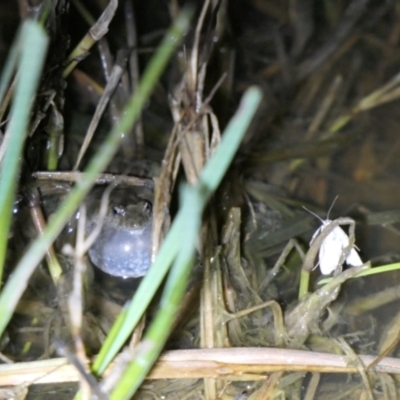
[85, 187, 153, 279]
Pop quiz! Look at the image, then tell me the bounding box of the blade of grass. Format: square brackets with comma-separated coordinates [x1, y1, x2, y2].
[109, 87, 262, 399]
[318, 262, 398, 285]
[0, 8, 193, 338]
[93, 87, 263, 383]
[0, 22, 48, 285]
[110, 184, 201, 399]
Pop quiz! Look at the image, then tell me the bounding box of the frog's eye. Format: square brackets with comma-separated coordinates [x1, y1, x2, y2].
[142, 200, 152, 214]
[113, 206, 125, 217]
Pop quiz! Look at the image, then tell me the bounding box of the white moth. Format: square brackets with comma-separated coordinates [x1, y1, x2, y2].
[306, 200, 363, 275]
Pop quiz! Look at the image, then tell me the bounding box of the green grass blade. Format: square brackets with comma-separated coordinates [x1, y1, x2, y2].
[93, 87, 263, 376]
[92, 210, 183, 374]
[109, 87, 262, 399]
[199, 87, 262, 195]
[0, 22, 48, 285]
[110, 185, 201, 399]
[317, 262, 400, 285]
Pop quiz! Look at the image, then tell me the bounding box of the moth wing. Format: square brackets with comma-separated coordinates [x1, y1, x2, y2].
[346, 248, 363, 266]
[330, 226, 350, 247]
[318, 228, 344, 275]
[334, 227, 363, 266]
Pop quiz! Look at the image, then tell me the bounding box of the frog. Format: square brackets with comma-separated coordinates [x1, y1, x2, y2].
[20, 183, 153, 279]
[85, 186, 153, 279]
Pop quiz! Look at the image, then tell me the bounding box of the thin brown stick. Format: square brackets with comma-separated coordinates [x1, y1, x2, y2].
[2, 348, 400, 386]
